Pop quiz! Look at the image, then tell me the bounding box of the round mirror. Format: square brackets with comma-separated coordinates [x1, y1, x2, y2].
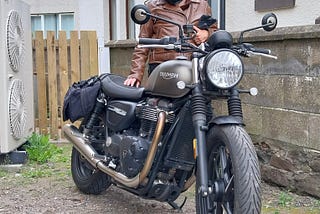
[262, 13, 277, 31]
[131, 5, 151, 25]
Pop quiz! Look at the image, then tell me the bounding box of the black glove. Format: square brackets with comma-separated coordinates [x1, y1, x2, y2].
[198, 15, 217, 30]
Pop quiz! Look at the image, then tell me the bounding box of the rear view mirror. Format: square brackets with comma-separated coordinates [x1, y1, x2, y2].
[131, 5, 151, 25]
[262, 13, 278, 31]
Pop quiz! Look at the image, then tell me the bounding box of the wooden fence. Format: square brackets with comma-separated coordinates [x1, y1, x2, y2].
[33, 30, 98, 139]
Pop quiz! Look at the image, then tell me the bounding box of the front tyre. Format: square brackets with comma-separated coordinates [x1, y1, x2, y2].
[196, 125, 261, 214]
[71, 147, 111, 195]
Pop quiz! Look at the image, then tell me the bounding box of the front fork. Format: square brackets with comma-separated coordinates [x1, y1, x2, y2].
[192, 85, 244, 198]
[191, 84, 210, 197]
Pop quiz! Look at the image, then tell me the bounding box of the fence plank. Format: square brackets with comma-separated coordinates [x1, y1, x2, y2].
[46, 31, 59, 138]
[80, 31, 98, 79]
[59, 31, 69, 129]
[35, 31, 48, 134]
[70, 31, 80, 84]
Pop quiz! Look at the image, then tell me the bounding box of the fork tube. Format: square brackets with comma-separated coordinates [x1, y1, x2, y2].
[192, 57, 199, 84]
[191, 85, 209, 197]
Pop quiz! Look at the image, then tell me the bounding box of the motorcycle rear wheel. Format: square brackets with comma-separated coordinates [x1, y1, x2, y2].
[196, 125, 261, 214]
[71, 117, 111, 195]
[71, 147, 111, 194]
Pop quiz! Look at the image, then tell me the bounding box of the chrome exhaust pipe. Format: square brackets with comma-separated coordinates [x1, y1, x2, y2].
[62, 111, 166, 188]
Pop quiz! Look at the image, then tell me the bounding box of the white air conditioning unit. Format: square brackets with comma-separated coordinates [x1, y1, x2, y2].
[0, 0, 34, 154]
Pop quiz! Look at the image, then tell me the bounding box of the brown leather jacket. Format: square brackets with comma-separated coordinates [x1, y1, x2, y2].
[128, 0, 218, 82]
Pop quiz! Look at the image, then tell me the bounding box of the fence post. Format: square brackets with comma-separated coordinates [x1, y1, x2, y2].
[70, 31, 80, 84]
[46, 31, 59, 138]
[80, 31, 98, 79]
[35, 31, 48, 134]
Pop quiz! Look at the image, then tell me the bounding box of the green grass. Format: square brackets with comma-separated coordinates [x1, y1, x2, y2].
[20, 133, 72, 179]
[0, 169, 8, 178]
[278, 191, 293, 207]
[24, 133, 63, 164]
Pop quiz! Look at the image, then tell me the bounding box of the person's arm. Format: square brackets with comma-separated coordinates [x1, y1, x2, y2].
[205, 3, 218, 36]
[193, 2, 218, 45]
[125, 12, 154, 87]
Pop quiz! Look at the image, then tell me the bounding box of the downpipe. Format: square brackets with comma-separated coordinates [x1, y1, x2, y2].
[63, 111, 167, 188]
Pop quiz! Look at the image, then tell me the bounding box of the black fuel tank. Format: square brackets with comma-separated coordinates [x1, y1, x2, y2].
[145, 60, 192, 98]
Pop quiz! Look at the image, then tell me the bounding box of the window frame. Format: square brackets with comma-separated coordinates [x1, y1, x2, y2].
[255, 0, 295, 11]
[31, 12, 75, 38]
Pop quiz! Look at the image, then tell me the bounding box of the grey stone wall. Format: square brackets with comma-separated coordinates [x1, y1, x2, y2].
[215, 25, 320, 198]
[107, 25, 320, 197]
[233, 25, 320, 151]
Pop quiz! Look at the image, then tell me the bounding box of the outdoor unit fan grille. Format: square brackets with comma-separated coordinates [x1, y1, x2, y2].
[9, 79, 27, 140]
[6, 10, 25, 72]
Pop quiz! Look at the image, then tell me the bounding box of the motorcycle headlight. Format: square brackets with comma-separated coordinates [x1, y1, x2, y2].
[204, 49, 244, 89]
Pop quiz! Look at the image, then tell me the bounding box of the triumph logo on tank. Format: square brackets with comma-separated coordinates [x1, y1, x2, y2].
[160, 72, 179, 80]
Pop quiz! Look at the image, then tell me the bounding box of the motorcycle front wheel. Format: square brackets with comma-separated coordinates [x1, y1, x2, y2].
[196, 125, 261, 214]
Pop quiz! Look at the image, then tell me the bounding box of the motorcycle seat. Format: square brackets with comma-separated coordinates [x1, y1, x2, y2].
[101, 74, 144, 100]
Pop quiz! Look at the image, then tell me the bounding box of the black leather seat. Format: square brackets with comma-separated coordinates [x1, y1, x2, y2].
[101, 74, 144, 100]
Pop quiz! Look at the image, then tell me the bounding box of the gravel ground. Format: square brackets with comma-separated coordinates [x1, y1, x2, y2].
[0, 143, 319, 214]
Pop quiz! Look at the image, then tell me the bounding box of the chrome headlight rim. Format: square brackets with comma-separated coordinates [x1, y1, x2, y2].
[204, 49, 244, 89]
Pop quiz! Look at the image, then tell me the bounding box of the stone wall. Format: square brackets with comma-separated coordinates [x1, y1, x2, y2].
[106, 25, 320, 198]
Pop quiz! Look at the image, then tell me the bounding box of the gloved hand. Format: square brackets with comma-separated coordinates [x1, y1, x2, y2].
[198, 15, 217, 30]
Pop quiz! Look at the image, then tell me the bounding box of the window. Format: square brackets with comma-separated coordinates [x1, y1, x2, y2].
[255, 0, 295, 11]
[31, 13, 74, 38]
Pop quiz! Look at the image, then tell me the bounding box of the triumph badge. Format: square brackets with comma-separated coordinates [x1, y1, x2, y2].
[176, 81, 186, 89]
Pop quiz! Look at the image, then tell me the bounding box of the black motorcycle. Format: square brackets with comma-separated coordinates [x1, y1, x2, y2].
[63, 5, 277, 214]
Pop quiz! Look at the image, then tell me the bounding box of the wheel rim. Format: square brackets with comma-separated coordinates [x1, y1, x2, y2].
[209, 144, 234, 213]
[73, 149, 95, 179]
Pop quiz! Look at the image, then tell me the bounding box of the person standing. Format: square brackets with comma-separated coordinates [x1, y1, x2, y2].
[124, 0, 218, 87]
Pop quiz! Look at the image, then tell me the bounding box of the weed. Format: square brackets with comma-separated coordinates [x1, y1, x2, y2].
[0, 169, 7, 178]
[278, 191, 293, 207]
[22, 167, 52, 178]
[24, 133, 62, 164]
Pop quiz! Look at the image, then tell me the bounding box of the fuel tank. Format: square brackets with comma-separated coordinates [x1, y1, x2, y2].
[145, 59, 192, 98]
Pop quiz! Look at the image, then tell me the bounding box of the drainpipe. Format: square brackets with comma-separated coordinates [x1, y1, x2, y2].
[220, 0, 226, 30]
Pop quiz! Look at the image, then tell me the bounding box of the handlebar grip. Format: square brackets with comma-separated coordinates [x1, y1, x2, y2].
[138, 36, 177, 45]
[138, 38, 163, 45]
[250, 47, 271, 55]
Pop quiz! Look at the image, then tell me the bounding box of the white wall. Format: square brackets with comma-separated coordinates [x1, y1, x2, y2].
[226, 0, 320, 32]
[23, 0, 79, 32]
[23, 0, 77, 14]
[76, 0, 106, 38]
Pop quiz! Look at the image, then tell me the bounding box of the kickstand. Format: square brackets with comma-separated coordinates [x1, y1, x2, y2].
[168, 196, 187, 211]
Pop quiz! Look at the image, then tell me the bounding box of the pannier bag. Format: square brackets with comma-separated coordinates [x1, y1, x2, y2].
[63, 75, 104, 122]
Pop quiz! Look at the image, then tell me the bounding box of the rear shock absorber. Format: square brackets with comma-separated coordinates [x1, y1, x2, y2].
[227, 88, 243, 120]
[83, 95, 105, 136]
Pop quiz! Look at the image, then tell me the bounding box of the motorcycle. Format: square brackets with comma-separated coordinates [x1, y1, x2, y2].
[62, 5, 278, 214]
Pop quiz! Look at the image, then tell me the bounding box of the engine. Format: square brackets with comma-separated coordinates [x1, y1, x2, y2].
[103, 98, 176, 178]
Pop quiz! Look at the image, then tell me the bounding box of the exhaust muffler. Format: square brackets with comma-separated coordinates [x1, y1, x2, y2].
[62, 111, 166, 188]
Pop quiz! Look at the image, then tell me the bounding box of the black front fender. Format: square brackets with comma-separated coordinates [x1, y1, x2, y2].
[209, 115, 244, 126]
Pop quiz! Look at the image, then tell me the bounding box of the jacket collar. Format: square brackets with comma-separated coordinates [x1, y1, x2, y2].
[156, 0, 200, 6]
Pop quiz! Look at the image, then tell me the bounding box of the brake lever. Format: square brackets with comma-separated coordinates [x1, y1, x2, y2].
[247, 51, 278, 60]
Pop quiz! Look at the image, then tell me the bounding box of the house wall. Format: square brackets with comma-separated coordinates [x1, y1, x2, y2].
[226, 0, 320, 31]
[23, 0, 77, 13]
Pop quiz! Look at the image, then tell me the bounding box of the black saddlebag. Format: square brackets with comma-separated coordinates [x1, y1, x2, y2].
[63, 75, 102, 122]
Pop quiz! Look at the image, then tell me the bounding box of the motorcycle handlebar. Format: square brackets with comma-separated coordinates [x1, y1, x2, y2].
[138, 36, 177, 45]
[233, 43, 275, 58]
[249, 47, 271, 55]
